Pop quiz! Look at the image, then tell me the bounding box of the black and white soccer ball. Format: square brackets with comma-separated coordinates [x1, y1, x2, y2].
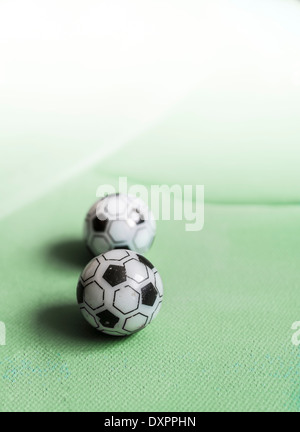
[84, 193, 156, 255]
[77, 249, 163, 336]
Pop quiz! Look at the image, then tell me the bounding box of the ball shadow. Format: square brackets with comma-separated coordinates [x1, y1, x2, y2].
[37, 303, 130, 346]
[46, 239, 93, 269]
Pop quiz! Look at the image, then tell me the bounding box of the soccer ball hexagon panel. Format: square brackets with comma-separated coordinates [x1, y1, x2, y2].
[85, 193, 156, 255]
[77, 249, 163, 336]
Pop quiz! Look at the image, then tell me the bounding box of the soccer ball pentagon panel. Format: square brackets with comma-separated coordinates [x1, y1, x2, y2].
[84, 193, 156, 255]
[77, 249, 163, 336]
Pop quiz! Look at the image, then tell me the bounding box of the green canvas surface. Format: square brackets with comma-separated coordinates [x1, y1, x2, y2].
[1, 0, 300, 413]
[0, 169, 299, 411]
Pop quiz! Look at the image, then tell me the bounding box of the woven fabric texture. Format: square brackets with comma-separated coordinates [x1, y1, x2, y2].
[0, 169, 299, 411]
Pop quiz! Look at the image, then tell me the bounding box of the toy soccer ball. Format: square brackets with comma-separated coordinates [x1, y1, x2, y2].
[84, 193, 156, 255]
[77, 249, 163, 336]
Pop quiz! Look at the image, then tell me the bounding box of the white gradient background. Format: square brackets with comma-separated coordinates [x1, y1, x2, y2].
[1, 0, 300, 217]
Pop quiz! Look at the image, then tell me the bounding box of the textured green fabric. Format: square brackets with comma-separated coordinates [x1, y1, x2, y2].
[1, 0, 300, 413]
[0, 170, 299, 411]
